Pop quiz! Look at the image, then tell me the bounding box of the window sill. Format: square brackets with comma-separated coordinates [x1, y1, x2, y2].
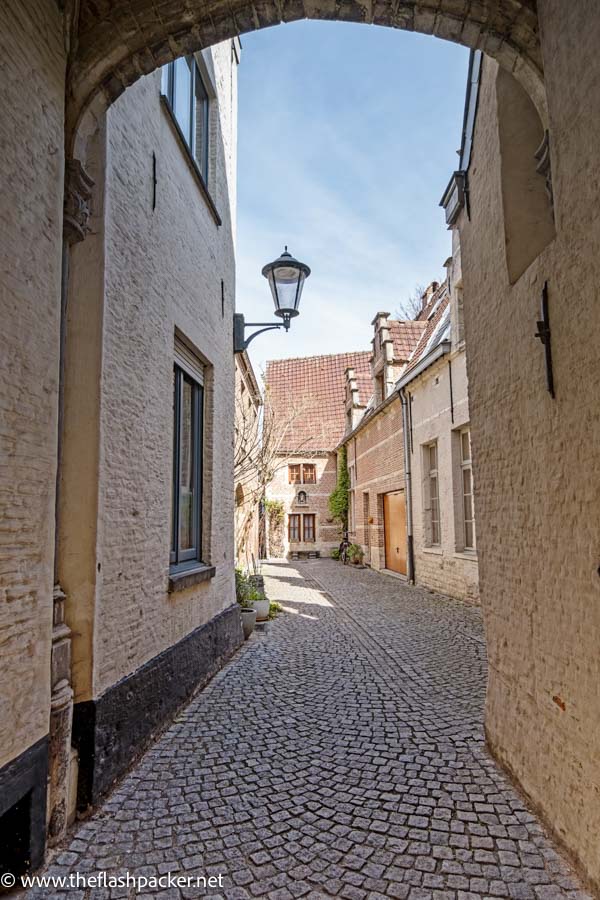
[160, 95, 222, 227]
[453, 550, 478, 561]
[422, 546, 443, 555]
[168, 563, 216, 593]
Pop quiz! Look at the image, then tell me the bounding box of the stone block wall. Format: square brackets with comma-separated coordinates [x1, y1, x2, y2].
[0, 0, 65, 770]
[460, 6, 600, 885]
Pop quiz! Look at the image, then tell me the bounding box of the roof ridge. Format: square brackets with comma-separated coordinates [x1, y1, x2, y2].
[265, 350, 371, 366]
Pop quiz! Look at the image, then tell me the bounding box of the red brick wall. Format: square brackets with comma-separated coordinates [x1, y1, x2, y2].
[266, 453, 342, 557]
[345, 397, 405, 570]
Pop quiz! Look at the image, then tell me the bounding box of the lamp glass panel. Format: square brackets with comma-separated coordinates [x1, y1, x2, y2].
[271, 266, 305, 311]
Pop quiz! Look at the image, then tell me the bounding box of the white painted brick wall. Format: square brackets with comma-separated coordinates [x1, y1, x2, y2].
[0, 0, 65, 767]
[60, 42, 239, 700]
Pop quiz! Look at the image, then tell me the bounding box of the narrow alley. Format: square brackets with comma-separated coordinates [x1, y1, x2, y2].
[28, 563, 589, 900]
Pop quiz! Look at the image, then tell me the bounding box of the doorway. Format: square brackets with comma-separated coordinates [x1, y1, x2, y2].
[383, 490, 407, 575]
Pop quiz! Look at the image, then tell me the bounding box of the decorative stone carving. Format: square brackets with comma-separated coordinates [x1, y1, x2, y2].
[63, 158, 94, 243]
[535, 130, 553, 206]
[47, 584, 74, 844]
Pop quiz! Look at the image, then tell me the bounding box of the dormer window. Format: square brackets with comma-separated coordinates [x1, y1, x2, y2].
[297, 490, 307, 505]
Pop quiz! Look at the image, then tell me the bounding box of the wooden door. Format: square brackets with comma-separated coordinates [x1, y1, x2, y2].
[383, 491, 407, 575]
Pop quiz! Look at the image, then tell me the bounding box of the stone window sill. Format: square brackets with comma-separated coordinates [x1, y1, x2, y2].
[453, 550, 478, 562]
[160, 95, 221, 227]
[422, 546, 443, 556]
[168, 563, 216, 593]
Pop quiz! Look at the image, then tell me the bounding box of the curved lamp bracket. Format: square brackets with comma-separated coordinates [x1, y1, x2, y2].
[233, 312, 291, 353]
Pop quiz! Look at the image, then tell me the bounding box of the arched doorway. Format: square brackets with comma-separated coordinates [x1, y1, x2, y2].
[67, 0, 546, 153]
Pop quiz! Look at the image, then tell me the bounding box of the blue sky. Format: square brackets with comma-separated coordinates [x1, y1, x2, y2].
[235, 21, 469, 373]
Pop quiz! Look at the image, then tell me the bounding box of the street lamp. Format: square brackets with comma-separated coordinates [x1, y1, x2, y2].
[234, 247, 311, 353]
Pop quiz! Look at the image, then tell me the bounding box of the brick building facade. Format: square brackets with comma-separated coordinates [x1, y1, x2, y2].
[446, 40, 600, 886]
[264, 353, 370, 559]
[234, 352, 262, 570]
[397, 249, 479, 602]
[340, 276, 478, 602]
[0, 5, 243, 870]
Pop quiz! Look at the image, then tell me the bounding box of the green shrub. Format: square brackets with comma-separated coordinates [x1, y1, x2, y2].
[328, 445, 349, 528]
[347, 543, 364, 563]
[268, 601, 283, 620]
[330, 548, 340, 560]
[235, 567, 252, 604]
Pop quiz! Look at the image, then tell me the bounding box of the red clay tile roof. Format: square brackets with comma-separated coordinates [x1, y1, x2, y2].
[354, 372, 373, 407]
[265, 351, 372, 451]
[388, 320, 427, 360]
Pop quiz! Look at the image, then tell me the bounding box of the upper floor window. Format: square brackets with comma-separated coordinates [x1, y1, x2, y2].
[171, 355, 204, 567]
[424, 441, 441, 546]
[460, 429, 475, 550]
[161, 56, 210, 183]
[288, 463, 316, 485]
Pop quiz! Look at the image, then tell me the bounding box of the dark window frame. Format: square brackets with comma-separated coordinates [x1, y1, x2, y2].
[171, 364, 204, 568]
[288, 514, 301, 542]
[161, 56, 210, 182]
[302, 514, 316, 542]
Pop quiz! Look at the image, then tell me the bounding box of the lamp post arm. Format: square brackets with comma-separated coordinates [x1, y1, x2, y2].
[234, 313, 284, 353]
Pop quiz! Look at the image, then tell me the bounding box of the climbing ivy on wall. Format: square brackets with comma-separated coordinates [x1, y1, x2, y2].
[328, 446, 349, 530]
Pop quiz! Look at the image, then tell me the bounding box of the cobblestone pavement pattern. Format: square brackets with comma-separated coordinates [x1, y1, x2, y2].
[30, 562, 591, 899]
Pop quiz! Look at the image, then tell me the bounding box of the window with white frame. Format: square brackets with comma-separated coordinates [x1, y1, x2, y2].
[424, 441, 441, 546]
[161, 56, 210, 183]
[460, 428, 475, 550]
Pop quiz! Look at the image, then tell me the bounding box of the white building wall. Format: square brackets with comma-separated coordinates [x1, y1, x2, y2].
[409, 350, 479, 602]
[60, 41, 240, 701]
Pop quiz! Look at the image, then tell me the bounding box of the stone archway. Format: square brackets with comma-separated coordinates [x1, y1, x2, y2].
[67, 0, 546, 150]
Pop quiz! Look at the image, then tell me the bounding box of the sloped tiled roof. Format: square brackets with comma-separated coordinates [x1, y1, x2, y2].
[402, 283, 451, 377]
[388, 319, 427, 360]
[354, 372, 373, 408]
[265, 352, 372, 451]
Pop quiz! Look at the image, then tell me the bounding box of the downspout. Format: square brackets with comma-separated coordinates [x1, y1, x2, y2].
[448, 358, 454, 424]
[400, 389, 415, 584]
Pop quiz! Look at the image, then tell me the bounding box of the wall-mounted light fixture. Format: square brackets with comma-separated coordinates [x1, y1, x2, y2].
[234, 247, 311, 353]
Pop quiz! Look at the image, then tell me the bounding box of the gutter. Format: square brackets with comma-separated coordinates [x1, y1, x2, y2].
[395, 339, 451, 392]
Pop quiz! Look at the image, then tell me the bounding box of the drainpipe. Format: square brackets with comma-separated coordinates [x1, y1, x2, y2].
[400, 389, 415, 584]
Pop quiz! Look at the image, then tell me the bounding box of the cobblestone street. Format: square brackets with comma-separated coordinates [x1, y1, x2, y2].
[31, 562, 590, 900]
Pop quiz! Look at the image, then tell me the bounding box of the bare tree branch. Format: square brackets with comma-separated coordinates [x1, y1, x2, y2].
[394, 283, 427, 321]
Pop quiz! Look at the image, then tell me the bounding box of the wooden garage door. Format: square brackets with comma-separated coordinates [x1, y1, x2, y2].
[383, 491, 407, 575]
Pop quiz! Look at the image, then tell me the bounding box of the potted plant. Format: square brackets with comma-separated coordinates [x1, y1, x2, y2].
[347, 543, 364, 566]
[236, 568, 257, 638]
[249, 588, 270, 622]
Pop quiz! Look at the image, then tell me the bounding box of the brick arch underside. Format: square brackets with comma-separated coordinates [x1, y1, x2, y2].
[69, 0, 544, 149]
